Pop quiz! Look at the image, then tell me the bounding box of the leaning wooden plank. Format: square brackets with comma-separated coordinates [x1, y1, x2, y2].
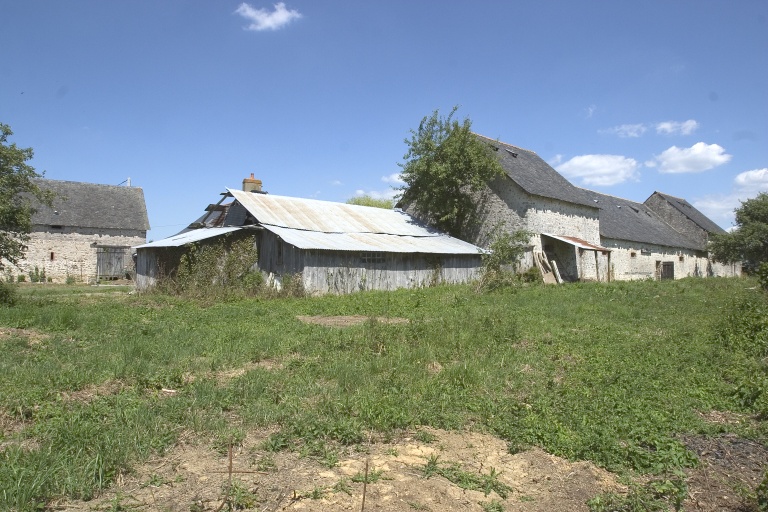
[551, 260, 562, 284]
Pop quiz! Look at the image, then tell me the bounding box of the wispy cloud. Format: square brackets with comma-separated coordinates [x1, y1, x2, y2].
[649, 142, 731, 173]
[600, 124, 647, 138]
[353, 173, 404, 200]
[656, 120, 698, 135]
[235, 2, 302, 31]
[555, 154, 639, 186]
[691, 168, 768, 229]
[381, 173, 405, 185]
[584, 104, 597, 119]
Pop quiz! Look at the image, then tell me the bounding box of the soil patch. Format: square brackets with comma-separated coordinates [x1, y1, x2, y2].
[56, 428, 623, 512]
[681, 433, 768, 511]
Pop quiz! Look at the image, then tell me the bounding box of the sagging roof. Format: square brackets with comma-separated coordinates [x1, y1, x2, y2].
[579, 189, 703, 251]
[646, 191, 727, 235]
[542, 233, 609, 252]
[135, 227, 243, 248]
[31, 178, 150, 231]
[475, 135, 598, 209]
[228, 189, 484, 255]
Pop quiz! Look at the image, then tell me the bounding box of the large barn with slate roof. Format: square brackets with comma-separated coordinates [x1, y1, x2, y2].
[438, 135, 740, 282]
[9, 179, 149, 283]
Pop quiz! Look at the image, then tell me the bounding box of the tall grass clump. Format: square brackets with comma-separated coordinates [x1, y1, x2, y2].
[0, 280, 17, 306]
[715, 289, 768, 419]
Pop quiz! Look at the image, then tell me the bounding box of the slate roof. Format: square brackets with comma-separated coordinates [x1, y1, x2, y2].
[577, 188, 703, 251]
[646, 191, 727, 235]
[475, 134, 598, 209]
[31, 179, 150, 231]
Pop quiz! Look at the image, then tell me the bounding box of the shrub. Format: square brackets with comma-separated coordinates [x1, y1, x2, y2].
[476, 228, 533, 292]
[0, 281, 17, 306]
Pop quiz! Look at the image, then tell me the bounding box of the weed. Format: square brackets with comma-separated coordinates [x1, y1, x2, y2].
[333, 478, 353, 495]
[481, 499, 506, 512]
[588, 473, 687, 512]
[414, 429, 437, 444]
[423, 456, 512, 499]
[352, 467, 384, 484]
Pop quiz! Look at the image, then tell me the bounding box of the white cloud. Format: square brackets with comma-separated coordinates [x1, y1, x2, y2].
[690, 168, 768, 229]
[656, 120, 698, 136]
[235, 2, 302, 31]
[381, 173, 405, 185]
[584, 105, 597, 119]
[601, 124, 647, 138]
[555, 154, 640, 186]
[330, 180, 342, 186]
[734, 168, 768, 191]
[353, 188, 400, 200]
[652, 142, 731, 174]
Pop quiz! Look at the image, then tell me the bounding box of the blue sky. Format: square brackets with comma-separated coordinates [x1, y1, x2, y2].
[2, 1, 766, 241]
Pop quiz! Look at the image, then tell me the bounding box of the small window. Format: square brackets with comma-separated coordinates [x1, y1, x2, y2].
[630, 252, 637, 258]
[50, 252, 55, 261]
[678, 255, 684, 262]
[361, 252, 385, 265]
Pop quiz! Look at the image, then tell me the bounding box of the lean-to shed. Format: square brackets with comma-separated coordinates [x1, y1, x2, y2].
[135, 181, 484, 294]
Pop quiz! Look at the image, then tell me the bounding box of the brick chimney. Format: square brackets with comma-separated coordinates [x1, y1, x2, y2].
[242, 173, 262, 193]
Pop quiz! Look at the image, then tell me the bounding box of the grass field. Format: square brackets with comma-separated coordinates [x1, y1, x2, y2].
[0, 278, 766, 510]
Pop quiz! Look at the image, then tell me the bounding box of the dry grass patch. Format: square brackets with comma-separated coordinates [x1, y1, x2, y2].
[0, 327, 49, 346]
[297, 315, 409, 327]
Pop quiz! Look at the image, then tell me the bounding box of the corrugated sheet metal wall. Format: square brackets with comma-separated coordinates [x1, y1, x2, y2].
[258, 231, 481, 294]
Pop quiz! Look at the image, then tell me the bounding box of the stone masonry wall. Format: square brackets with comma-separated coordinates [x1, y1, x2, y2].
[7, 226, 146, 283]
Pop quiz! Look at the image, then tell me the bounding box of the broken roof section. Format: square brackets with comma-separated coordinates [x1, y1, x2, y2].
[135, 227, 243, 248]
[227, 189, 483, 255]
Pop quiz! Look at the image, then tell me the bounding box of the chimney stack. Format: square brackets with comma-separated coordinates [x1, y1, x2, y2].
[242, 173, 262, 193]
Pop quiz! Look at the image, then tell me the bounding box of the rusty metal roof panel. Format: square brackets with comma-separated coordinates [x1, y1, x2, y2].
[266, 225, 484, 254]
[134, 227, 242, 248]
[228, 189, 439, 237]
[542, 233, 610, 251]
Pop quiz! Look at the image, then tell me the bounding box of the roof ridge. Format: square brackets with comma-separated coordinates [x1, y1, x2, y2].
[472, 133, 537, 155]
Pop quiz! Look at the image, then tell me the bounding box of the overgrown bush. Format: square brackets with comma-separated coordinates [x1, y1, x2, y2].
[173, 237, 263, 299]
[476, 228, 533, 292]
[0, 280, 17, 306]
[28, 266, 45, 283]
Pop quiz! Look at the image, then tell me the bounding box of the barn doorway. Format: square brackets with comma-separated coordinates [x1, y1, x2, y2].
[96, 246, 132, 280]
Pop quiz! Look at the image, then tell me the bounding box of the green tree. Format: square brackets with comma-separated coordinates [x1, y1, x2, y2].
[0, 123, 53, 269]
[710, 192, 768, 273]
[398, 107, 504, 239]
[346, 195, 393, 209]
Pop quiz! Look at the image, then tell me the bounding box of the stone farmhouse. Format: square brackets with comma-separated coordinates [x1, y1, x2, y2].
[8, 179, 149, 283]
[456, 136, 739, 282]
[134, 176, 483, 294]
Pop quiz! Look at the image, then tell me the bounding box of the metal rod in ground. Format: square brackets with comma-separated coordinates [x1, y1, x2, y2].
[361, 458, 369, 512]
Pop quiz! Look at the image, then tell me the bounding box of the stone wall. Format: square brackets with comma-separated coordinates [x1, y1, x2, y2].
[7, 226, 146, 283]
[602, 238, 740, 280]
[643, 194, 708, 248]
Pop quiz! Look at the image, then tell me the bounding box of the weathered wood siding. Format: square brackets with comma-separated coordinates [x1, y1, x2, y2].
[257, 231, 481, 294]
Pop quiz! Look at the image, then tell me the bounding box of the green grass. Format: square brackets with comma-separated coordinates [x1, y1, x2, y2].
[0, 277, 766, 509]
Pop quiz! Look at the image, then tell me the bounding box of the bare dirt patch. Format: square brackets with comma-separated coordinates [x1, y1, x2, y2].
[297, 315, 410, 327]
[0, 327, 49, 346]
[59, 380, 126, 403]
[682, 433, 768, 511]
[57, 428, 624, 512]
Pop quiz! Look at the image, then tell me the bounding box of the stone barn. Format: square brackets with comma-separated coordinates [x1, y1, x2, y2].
[412, 135, 740, 282]
[8, 179, 149, 283]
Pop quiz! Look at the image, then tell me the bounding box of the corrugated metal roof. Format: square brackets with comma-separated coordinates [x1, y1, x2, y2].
[228, 189, 440, 237]
[134, 227, 242, 248]
[542, 233, 610, 251]
[265, 225, 484, 254]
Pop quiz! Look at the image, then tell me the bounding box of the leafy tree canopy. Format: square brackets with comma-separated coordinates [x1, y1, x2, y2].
[710, 192, 768, 273]
[398, 106, 504, 239]
[0, 123, 52, 269]
[346, 195, 394, 209]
